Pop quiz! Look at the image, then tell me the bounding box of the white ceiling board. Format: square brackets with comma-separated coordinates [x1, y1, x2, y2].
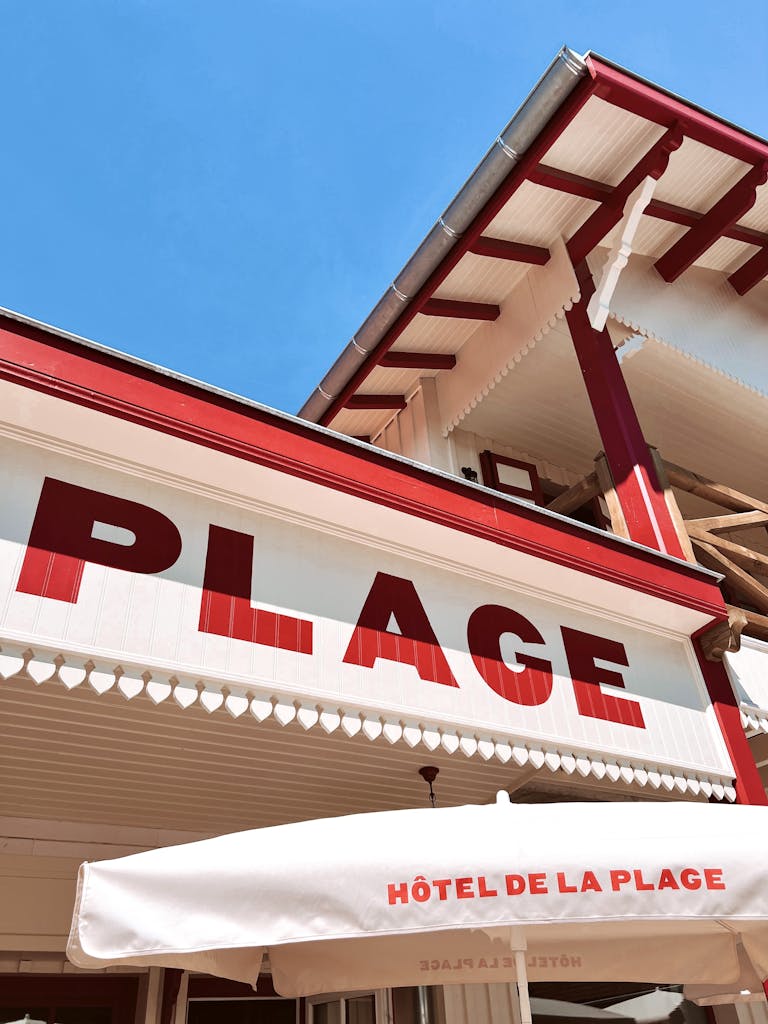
[738, 185, 768, 232]
[654, 137, 750, 214]
[0, 676, 621, 833]
[389, 312, 484, 354]
[694, 236, 761, 274]
[433, 252, 531, 304]
[326, 407, 392, 439]
[622, 341, 768, 503]
[355, 364, 425, 396]
[452, 324, 602, 476]
[542, 96, 667, 187]
[485, 181, 597, 248]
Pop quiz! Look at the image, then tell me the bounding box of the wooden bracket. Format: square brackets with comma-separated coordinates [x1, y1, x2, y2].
[698, 607, 749, 662]
[587, 175, 658, 330]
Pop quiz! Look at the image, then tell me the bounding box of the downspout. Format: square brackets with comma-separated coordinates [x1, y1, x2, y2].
[298, 46, 587, 424]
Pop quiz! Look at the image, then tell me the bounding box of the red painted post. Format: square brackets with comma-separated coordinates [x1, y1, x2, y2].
[693, 643, 767, 805]
[565, 263, 686, 559]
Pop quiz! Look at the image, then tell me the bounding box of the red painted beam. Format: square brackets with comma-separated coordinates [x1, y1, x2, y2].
[317, 72, 600, 427]
[728, 244, 768, 295]
[588, 56, 768, 167]
[533, 164, 768, 248]
[655, 161, 768, 282]
[344, 394, 407, 411]
[567, 124, 683, 264]
[529, 164, 612, 203]
[692, 641, 768, 805]
[421, 298, 500, 321]
[565, 261, 687, 559]
[469, 236, 550, 265]
[379, 351, 457, 370]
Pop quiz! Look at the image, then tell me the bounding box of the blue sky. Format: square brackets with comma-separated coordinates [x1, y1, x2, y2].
[1, 1, 766, 414]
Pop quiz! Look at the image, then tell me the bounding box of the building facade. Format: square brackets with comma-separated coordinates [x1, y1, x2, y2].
[1, 47, 768, 1024]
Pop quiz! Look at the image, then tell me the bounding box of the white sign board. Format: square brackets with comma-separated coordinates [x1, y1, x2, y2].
[0, 431, 732, 784]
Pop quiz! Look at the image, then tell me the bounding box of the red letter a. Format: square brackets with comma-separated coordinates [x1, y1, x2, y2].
[343, 572, 457, 687]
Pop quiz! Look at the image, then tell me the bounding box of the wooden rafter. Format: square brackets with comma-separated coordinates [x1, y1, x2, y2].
[378, 352, 457, 370]
[344, 394, 407, 411]
[567, 124, 684, 264]
[421, 298, 500, 321]
[468, 236, 550, 265]
[729, 244, 768, 296]
[655, 161, 768, 282]
[530, 164, 768, 250]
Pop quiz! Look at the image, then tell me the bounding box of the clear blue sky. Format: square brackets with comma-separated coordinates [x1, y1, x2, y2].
[1, 1, 766, 414]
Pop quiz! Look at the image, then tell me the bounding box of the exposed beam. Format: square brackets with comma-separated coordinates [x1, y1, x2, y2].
[352, 434, 372, 444]
[421, 298, 500, 321]
[655, 161, 768, 282]
[379, 352, 457, 370]
[567, 125, 683, 264]
[468, 236, 550, 265]
[529, 164, 612, 203]
[344, 394, 407, 411]
[729, 245, 768, 295]
[531, 165, 768, 248]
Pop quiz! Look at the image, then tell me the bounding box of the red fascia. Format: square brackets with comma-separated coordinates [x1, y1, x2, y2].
[0, 314, 725, 623]
[587, 57, 768, 166]
[316, 72, 601, 427]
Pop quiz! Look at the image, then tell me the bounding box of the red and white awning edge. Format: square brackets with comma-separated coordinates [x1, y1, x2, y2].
[0, 638, 736, 802]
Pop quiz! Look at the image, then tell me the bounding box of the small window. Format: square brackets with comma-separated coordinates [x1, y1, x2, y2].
[479, 451, 543, 505]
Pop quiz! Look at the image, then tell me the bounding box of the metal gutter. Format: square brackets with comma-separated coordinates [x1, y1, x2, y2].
[298, 46, 588, 424]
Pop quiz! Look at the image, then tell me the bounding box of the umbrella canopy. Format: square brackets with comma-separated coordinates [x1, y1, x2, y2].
[606, 989, 684, 1023]
[68, 795, 768, 998]
[529, 999, 633, 1022]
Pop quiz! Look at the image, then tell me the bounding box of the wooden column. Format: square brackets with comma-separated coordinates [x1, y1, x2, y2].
[565, 263, 686, 558]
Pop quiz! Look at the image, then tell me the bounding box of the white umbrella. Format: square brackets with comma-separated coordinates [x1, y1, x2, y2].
[67, 794, 768, 1010]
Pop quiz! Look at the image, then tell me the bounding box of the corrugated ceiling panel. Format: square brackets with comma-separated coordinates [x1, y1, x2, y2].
[355, 365, 425, 395]
[739, 186, 768, 232]
[326, 407, 392, 438]
[622, 217, 688, 260]
[654, 137, 750, 213]
[622, 342, 768, 503]
[389, 312, 483, 354]
[0, 677, 540, 832]
[452, 323, 602, 476]
[432, 253, 530, 304]
[542, 96, 667, 186]
[485, 181, 597, 247]
[695, 236, 761, 274]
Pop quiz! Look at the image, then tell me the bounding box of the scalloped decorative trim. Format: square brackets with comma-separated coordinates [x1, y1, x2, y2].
[0, 639, 735, 802]
[445, 294, 580, 435]
[609, 313, 768, 400]
[740, 702, 768, 736]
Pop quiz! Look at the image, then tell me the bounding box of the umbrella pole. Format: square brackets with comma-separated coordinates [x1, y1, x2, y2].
[515, 949, 532, 1024]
